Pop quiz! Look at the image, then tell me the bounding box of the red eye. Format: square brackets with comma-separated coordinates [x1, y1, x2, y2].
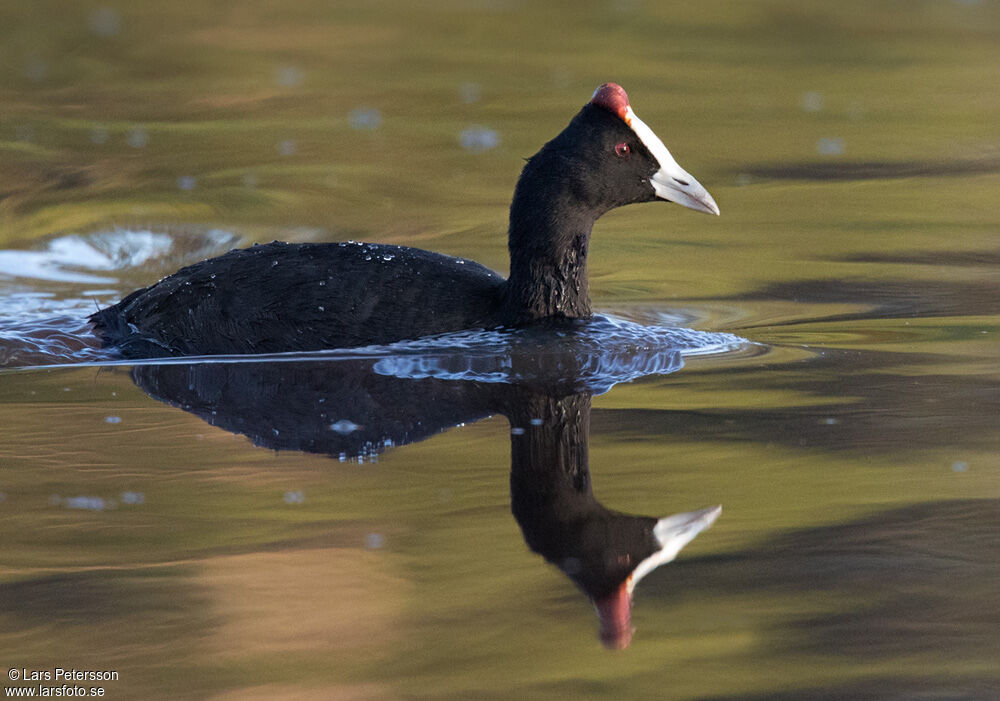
[614, 142, 630, 158]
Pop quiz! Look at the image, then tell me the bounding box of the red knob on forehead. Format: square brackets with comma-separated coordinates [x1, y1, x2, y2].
[590, 83, 630, 121]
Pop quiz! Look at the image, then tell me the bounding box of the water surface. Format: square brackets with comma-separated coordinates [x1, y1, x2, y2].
[1, 1, 998, 699]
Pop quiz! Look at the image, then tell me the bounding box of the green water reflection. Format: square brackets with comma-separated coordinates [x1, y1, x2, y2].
[1, 1, 998, 699]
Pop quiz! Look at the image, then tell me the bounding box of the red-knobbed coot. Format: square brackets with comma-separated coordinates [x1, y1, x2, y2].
[90, 83, 719, 357]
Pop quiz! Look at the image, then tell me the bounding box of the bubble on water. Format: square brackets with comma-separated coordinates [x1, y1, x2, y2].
[177, 176, 197, 191]
[22, 57, 48, 83]
[284, 490, 305, 504]
[89, 7, 121, 37]
[90, 126, 109, 144]
[317, 305, 324, 312]
[121, 491, 144, 505]
[276, 65, 304, 87]
[459, 82, 481, 104]
[510, 427, 525, 435]
[816, 137, 845, 156]
[242, 172, 258, 188]
[800, 91, 823, 112]
[126, 127, 148, 148]
[951, 461, 968, 472]
[529, 418, 543, 426]
[349, 107, 382, 131]
[105, 415, 122, 424]
[64, 496, 109, 511]
[735, 173, 753, 187]
[821, 417, 838, 425]
[347, 107, 382, 131]
[460, 126, 500, 152]
[330, 419, 360, 434]
[277, 139, 297, 156]
[365, 533, 384, 549]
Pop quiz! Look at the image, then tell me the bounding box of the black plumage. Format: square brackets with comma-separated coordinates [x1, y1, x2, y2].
[91, 84, 715, 357]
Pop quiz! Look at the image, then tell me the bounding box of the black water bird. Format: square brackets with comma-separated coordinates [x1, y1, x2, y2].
[90, 83, 719, 357]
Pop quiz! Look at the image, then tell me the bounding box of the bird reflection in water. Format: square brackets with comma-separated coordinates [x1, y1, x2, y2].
[126, 324, 723, 649]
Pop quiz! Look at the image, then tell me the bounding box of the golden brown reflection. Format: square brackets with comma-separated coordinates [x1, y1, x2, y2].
[203, 548, 405, 660]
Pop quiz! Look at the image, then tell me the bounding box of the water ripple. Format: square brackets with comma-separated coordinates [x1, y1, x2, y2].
[0, 231, 749, 379]
[369, 316, 746, 393]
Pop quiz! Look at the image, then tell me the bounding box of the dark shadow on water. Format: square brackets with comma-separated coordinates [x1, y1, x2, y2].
[595, 346, 1000, 455]
[660, 270, 1000, 456]
[0, 567, 209, 698]
[697, 677, 998, 701]
[0, 570, 205, 631]
[842, 248, 1000, 269]
[728, 277, 1000, 322]
[742, 158, 1000, 181]
[673, 499, 1000, 700]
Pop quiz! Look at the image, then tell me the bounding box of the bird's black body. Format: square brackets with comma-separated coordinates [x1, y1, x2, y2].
[91, 241, 505, 356]
[91, 86, 717, 358]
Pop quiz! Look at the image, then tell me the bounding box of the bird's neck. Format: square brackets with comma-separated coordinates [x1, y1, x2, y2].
[508, 392, 596, 521]
[502, 177, 598, 324]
